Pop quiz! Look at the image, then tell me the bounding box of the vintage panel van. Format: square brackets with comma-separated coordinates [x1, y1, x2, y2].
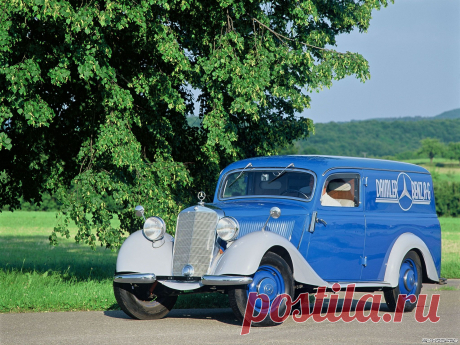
[113, 155, 442, 325]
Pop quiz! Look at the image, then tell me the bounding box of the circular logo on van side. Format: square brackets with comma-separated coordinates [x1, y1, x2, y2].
[397, 172, 413, 211]
[375, 173, 431, 211]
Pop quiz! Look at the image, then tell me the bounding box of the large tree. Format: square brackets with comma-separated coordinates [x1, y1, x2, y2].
[0, 0, 388, 248]
[419, 138, 444, 164]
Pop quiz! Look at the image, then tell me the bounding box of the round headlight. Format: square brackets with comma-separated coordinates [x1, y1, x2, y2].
[216, 217, 239, 242]
[143, 216, 166, 241]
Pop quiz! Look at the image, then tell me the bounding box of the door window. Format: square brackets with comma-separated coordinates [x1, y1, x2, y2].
[321, 173, 360, 207]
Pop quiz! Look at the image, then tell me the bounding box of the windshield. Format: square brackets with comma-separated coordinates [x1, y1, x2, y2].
[220, 169, 315, 200]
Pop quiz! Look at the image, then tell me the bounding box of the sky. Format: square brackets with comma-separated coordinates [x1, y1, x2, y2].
[301, 0, 460, 123]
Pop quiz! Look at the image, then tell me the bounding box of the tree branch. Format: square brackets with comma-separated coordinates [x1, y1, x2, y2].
[252, 18, 346, 55]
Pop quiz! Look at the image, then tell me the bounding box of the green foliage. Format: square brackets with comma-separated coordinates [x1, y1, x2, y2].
[0, 0, 387, 248]
[279, 118, 460, 158]
[433, 180, 460, 217]
[419, 138, 445, 164]
[1, 192, 61, 211]
[446, 142, 460, 165]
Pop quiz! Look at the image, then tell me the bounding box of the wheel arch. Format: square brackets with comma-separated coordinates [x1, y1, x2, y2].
[411, 247, 430, 284]
[212, 231, 327, 287]
[265, 245, 294, 273]
[116, 230, 174, 276]
[383, 232, 439, 287]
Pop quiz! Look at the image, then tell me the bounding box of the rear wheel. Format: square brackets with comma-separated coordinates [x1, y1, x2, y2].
[384, 250, 422, 312]
[228, 252, 294, 326]
[113, 282, 177, 320]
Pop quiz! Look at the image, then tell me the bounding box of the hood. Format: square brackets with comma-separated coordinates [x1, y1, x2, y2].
[208, 199, 311, 245]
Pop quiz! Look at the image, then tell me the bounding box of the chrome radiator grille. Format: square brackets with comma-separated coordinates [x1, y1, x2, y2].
[172, 208, 218, 277]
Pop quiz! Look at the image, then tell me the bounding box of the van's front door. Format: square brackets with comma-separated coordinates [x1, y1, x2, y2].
[305, 171, 365, 282]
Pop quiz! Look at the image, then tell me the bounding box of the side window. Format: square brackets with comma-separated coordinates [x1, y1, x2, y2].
[321, 173, 360, 207]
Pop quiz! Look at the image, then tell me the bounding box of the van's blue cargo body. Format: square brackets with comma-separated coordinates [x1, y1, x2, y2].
[213, 155, 441, 283]
[114, 155, 442, 321]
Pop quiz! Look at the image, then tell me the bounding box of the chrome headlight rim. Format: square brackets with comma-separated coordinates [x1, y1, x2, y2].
[142, 216, 166, 242]
[216, 216, 239, 242]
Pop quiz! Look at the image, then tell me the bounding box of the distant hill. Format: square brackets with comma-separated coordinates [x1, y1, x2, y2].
[187, 108, 460, 127]
[433, 108, 460, 120]
[283, 116, 460, 158]
[368, 108, 460, 122]
[187, 108, 460, 158]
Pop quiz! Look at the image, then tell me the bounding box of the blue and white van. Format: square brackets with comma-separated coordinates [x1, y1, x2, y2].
[113, 155, 442, 324]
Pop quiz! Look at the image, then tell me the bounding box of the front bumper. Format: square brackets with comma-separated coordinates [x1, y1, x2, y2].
[113, 273, 252, 286]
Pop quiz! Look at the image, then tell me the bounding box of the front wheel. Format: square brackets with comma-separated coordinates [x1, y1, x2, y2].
[384, 250, 422, 312]
[113, 282, 178, 320]
[228, 252, 294, 326]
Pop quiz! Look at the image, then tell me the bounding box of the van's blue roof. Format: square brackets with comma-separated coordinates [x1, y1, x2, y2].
[222, 155, 429, 176]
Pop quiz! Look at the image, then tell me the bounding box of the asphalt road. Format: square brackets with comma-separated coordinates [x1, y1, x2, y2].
[1, 282, 459, 345]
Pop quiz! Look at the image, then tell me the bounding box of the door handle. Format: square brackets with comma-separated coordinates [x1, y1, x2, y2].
[308, 212, 327, 233]
[316, 217, 327, 226]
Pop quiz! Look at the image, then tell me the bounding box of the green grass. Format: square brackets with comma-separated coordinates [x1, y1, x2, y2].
[0, 211, 229, 313]
[401, 158, 460, 183]
[432, 286, 459, 291]
[439, 218, 460, 279]
[0, 212, 119, 313]
[0, 211, 458, 313]
[0, 269, 117, 313]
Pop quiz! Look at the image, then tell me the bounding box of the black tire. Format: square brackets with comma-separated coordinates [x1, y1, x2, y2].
[384, 250, 422, 312]
[228, 252, 294, 327]
[113, 282, 178, 320]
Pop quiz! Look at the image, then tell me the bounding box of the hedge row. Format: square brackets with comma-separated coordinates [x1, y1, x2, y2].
[433, 181, 460, 217]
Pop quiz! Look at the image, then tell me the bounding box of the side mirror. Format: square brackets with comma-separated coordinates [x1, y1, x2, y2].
[270, 207, 281, 219]
[135, 205, 145, 219]
[262, 207, 281, 231]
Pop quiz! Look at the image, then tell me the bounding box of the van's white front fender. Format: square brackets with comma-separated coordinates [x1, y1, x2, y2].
[212, 231, 328, 287]
[116, 230, 174, 276]
[384, 232, 439, 287]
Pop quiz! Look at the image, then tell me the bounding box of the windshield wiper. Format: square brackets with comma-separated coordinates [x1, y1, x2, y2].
[268, 163, 294, 184]
[228, 163, 252, 188]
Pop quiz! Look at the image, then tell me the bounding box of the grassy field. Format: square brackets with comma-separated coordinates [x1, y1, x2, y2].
[0, 211, 458, 313]
[0, 212, 228, 313]
[402, 158, 460, 183]
[438, 218, 460, 279]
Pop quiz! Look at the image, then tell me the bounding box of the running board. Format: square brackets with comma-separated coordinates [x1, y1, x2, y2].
[325, 281, 393, 289]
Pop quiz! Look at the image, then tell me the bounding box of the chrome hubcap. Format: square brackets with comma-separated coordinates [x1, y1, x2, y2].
[257, 277, 277, 298]
[403, 269, 415, 291]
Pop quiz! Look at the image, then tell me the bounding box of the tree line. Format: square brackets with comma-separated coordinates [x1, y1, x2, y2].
[280, 118, 460, 158]
[418, 138, 460, 164]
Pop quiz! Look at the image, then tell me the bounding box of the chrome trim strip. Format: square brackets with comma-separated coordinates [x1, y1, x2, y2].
[201, 275, 253, 286]
[326, 281, 392, 288]
[113, 273, 156, 284]
[296, 213, 311, 249]
[322, 166, 430, 176]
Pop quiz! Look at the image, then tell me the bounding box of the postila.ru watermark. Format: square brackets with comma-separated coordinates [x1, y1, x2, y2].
[241, 283, 441, 335]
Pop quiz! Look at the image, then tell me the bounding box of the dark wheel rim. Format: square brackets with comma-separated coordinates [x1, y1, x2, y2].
[399, 258, 418, 296]
[247, 265, 286, 314]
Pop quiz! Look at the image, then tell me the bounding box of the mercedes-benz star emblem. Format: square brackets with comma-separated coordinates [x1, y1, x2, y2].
[198, 191, 206, 205]
[397, 173, 413, 211]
